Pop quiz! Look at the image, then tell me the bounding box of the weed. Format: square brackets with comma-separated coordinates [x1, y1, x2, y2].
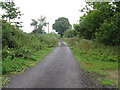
[64, 37, 118, 87]
[2, 21, 58, 86]
[97, 78, 114, 85]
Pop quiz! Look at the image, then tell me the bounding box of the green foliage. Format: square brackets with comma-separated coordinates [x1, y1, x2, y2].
[63, 28, 76, 38]
[0, 76, 9, 87]
[96, 12, 120, 45]
[52, 17, 71, 37]
[74, 10, 104, 39]
[2, 20, 58, 75]
[74, 2, 120, 45]
[97, 78, 114, 85]
[31, 16, 47, 34]
[64, 37, 118, 86]
[65, 38, 118, 62]
[2, 48, 52, 75]
[0, 1, 23, 28]
[2, 20, 21, 49]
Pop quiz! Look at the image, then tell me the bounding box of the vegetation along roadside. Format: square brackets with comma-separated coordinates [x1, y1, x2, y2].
[64, 37, 119, 88]
[1, 20, 59, 87]
[61, 2, 119, 88]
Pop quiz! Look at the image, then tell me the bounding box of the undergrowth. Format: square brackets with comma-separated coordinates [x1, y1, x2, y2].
[1, 20, 58, 86]
[64, 37, 119, 87]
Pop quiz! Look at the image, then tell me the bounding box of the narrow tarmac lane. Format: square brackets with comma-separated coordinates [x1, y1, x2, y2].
[3, 40, 96, 88]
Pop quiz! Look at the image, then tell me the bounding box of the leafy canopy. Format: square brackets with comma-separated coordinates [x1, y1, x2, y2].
[0, 1, 23, 28]
[74, 2, 120, 45]
[31, 16, 47, 34]
[52, 17, 71, 37]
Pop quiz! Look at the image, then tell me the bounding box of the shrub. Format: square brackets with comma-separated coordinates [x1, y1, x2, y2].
[2, 20, 58, 75]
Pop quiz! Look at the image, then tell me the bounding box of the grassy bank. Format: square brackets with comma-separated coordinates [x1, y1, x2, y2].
[1, 20, 58, 87]
[2, 47, 54, 86]
[64, 37, 118, 87]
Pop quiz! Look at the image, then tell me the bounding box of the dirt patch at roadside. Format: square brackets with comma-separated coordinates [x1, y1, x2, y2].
[81, 69, 118, 88]
[106, 70, 118, 80]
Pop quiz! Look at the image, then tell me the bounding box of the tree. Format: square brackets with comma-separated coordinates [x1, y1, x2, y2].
[52, 17, 71, 37]
[96, 12, 120, 45]
[74, 10, 104, 40]
[31, 19, 38, 30]
[63, 28, 76, 38]
[31, 16, 47, 34]
[0, 1, 23, 28]
[74, 2, 120, 45]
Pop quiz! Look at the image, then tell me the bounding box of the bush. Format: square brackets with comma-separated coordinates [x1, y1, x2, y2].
[2, 20, 58, 75]
[65, 37, 118, 62]
[63, 28, 76, 38]
[96, 12, 120, 45]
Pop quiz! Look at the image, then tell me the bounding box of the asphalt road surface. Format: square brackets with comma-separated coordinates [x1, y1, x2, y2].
[3, 40, 97, 88]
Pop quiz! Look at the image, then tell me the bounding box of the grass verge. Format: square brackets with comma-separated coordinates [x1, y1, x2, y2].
[1, 47, 54, 87]
[1, 20, 59, 87]
[64, 37, 119, 88]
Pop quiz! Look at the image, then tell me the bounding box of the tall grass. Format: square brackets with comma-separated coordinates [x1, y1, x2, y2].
[1, 20, 59, 86]
[64, 37, 118, 87]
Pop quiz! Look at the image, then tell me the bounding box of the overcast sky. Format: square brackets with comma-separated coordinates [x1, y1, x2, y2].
[2, 0, 87, 33]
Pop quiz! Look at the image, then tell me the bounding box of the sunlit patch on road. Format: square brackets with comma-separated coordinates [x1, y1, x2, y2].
[58, 40, 67, 47]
